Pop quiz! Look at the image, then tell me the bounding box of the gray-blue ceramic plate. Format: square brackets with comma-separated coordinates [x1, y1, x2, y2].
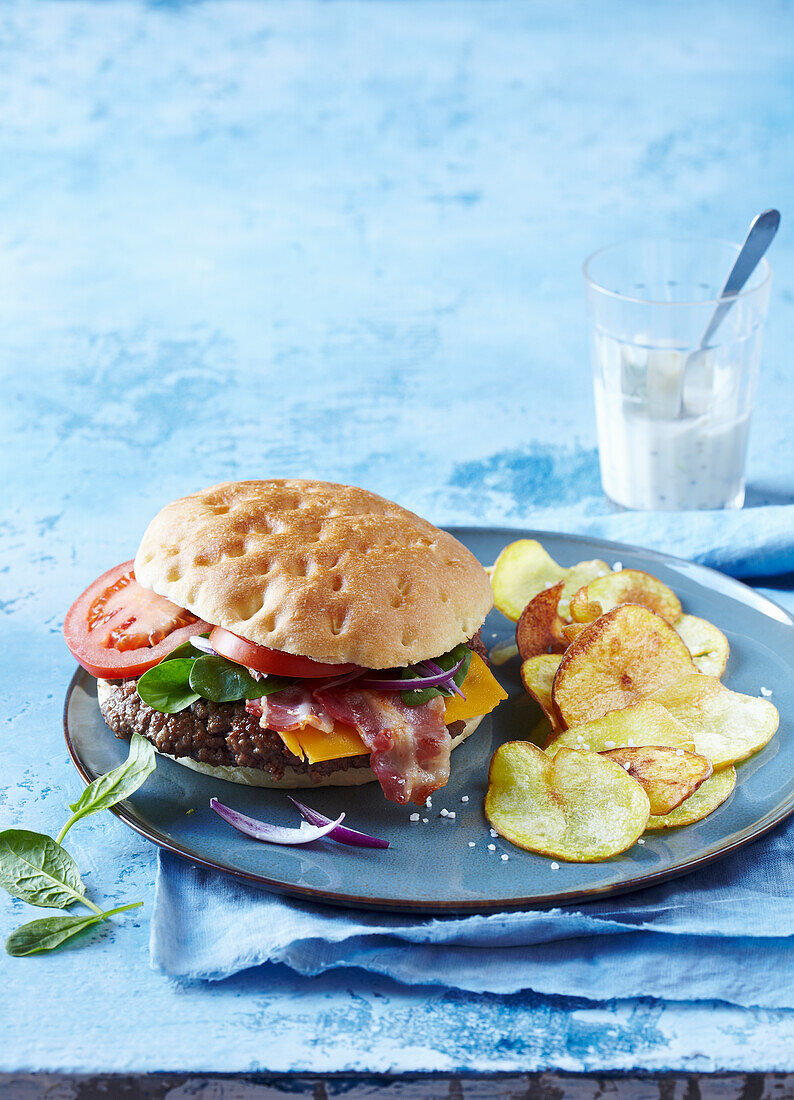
[64, 528, 794, 913]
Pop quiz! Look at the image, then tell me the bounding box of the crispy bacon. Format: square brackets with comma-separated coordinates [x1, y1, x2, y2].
[248, 685, 335, 734]
[314, 686, 450, 805]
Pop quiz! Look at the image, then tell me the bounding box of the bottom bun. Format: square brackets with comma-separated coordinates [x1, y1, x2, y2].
[153, 714, 484, 790]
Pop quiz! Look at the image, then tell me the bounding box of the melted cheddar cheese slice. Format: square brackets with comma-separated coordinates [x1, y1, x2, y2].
[276, 652, 506, 764]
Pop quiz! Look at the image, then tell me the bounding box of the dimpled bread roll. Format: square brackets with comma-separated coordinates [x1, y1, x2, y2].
[134, 479, 494, 668]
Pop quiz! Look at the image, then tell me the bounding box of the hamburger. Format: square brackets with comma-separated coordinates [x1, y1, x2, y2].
[64, 480, 506, 805]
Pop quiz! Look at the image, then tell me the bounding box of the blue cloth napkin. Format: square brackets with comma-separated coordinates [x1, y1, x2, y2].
[150, 506, 794, 1003]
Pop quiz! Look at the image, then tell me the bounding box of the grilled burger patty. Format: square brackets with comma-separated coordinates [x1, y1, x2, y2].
[99, 679, 467, 782]
[98, 630, 485, 782]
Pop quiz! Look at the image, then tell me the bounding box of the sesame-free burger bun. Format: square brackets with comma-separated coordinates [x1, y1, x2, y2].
[134, 480, 493, 669]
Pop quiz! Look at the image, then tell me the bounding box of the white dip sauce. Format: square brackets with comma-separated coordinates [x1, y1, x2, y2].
[593, 338, 751, 511]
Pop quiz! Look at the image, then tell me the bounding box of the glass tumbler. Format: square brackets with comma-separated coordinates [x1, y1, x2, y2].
[584, 238, 771, 511]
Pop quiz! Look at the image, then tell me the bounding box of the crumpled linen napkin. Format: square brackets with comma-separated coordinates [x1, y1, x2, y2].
[150, 505, 794, 1004]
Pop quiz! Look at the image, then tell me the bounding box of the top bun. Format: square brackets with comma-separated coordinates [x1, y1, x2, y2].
[134, 480, 493, 669]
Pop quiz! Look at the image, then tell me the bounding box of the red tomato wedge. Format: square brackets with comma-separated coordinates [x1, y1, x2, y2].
[64, 561, 212, 679]
[209, 626, 360, 679]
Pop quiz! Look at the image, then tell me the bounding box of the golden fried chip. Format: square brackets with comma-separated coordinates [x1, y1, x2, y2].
[561, 622, 588, 645]
[552, 605, 697, 729]
[520, 653, 564, 733]
[557, 559, 612, 620]
[600, 745, 712, 815]
[674, 614, 729, 677]
[516, 582, 566, 660]
[491, 539, 609, 622]
[569, 569, 682, 625]
[491, 540, 567, 621]
[546, 700, 695, 758]
[646, 766, 737, 829]
[650, 674, 779, 769]
[485, 743, 650, 862]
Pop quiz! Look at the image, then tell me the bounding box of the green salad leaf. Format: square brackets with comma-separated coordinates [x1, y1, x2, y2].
[5, 901, 142, 956]
[188, 655, 267, 703]
[0, 830, 96, 911]
[57, 734, 156, 843]
[137, 658, 201, 713]
[401, 644, 472, 707]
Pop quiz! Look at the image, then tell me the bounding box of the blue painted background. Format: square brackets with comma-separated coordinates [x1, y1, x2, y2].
[3, 0, 794, 1075]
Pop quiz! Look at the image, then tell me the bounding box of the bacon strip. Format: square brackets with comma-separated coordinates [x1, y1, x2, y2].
[314, 686, 450, 805]
[248, 686, 335, 734]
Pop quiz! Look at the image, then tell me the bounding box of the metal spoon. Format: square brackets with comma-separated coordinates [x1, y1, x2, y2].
[682, 208, 780, 415]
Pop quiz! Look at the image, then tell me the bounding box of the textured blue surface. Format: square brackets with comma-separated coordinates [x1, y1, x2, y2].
[3, 0, 794, 1076]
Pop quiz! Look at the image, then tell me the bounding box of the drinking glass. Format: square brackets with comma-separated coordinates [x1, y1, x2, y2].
[584, 238, 772, 511]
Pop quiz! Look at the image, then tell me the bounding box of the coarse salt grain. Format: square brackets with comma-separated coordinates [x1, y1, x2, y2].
[422, 817, 428, 823]
[409, 813, 419, 822]
[604, 740, 616, 749]
[448, 811, 456, 820]
[468, 842, 475, 848]
[501, 854, 509, 861]
[488, 844, 496, 851]
[461, 795, 469, 803]
[761, 687, 773, 697]
[613, 561, 623, 571]
[550, 862, 560, 870]
[675, 748, 684, 756]
[623, 762, 631, 770]
[425, 798, 432, 808]
[440, 809, 449, 817]
[490, 828, 498, 838]
[638, 838, 645, 845]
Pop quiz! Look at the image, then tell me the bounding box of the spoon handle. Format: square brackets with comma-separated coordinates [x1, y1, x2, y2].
[698, 208, 780, 349]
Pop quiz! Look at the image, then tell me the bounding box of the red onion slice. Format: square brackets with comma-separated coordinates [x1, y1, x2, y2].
[360, 656, 464, 692]
[321, 667, 368, 690]
[210, 798, 345, 845]
[421, 660, 466, 700]
[190, 636, 222, 657]
[288, 797, 390, 848]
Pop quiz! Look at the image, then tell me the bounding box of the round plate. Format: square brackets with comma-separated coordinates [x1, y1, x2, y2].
[64, 528, 794, 913]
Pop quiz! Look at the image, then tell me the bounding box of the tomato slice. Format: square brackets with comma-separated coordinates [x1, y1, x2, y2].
[209, 626, 360, 679]
[64, 561, 213, 679]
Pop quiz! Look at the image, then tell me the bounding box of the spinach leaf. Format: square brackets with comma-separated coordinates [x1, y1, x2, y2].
[188, 655, 268, 703]
[5, 912, 102, 956]
[137, 658, 200, 713]
[5, 900, 142, 956]
[401, 644, 472, 707]
[57, 734, 156, 843]
[161, 634, 208, 662]
[0, 830, 98, 911]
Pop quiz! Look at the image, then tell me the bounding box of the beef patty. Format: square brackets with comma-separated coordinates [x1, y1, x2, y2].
[97, 629, 486, 782]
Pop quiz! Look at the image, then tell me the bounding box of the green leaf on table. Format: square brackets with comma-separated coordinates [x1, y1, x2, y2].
[6, 911, 103, 956]
[137, 658, 200, 713]
[0, 830, 89, 909]
[59, 734, 156, 841]
[189, 655, 274, 703]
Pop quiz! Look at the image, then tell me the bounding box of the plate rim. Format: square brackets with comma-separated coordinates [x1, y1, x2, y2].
[63, 525, 794, 914]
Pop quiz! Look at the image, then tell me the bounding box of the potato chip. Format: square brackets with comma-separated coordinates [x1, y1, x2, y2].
[650, 674, 778, 769]
[516, 582, 566, 660]
[600, 745, 712, 815]
[646, 766, 736, 829]
[674, 614, 729, 678]
[485, 743, 650, 862]
[491, 539, 609, 622]
[552, 605, 697, 729]
[546, 700, 695, 758]
[569, 569, 682, 625]
[520, 654, 563, 733]
[557, 559, 612, 620]
[561, 622, 588, 645]
[491, 540, 567, 621]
